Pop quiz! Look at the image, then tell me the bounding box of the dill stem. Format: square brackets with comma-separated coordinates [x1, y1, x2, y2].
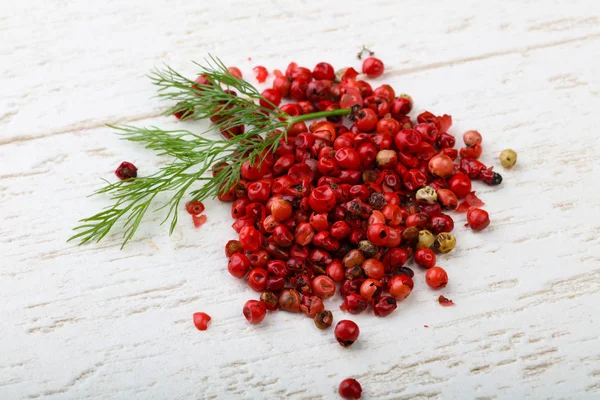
[287, 108, 352, 125]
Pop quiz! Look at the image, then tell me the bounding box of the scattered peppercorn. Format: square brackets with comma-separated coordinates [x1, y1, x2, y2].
[438, 295, 455, 306]
[242, 300, 266, 324]
[499, 149, 517, 168]
[198, 60, 510, 359]
[192, 312, 211, 331]
[426, 267, 449, 289]
[334, 320, 360, 347]
[339, 378, 363, 399]
[466, 208, 490, 231]
[434, 232, 456, 253]
[115, 161, 138, 180]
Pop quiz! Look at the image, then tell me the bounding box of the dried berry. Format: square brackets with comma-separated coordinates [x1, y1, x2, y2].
[358, 240, 378, 258]
[115, 161, 138, 180]
[373, 296, 397, 317]
[500, 149, 517, 168]
[416, 186, 437, 204]
[339, 378, 362, 399]
[426, 267, 448, 289]
[417, 230, 435, 249]
[334, 320, 360, 347]
[466, 208, 490, 231]
[438, 295, 454, 306]
[193, 312, 211, 331]
[243, 300, 267, 324]
[314, 310, 333, 329]
[434, 232, 456, 253]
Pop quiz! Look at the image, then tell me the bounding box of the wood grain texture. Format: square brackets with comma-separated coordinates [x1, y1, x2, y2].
[1, 0, 599, 398]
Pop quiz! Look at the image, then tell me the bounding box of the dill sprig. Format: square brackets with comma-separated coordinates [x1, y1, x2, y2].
[70, 56, 352, 247]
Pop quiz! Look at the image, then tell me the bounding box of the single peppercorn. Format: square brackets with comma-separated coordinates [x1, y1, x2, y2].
[334, 320, 360, 347]
[401, 226, 419, 245]
[260, 291, 279, 311]
[279, 289, 301, 312]
[466, 208, 490, 231]
[434, 232, 456, 253]
[115, 161, 138, 180]
[417, 230, 435, 249]
[358, 240, 378, 258]
[425, 266, 449, 289]
[388, 274, 414, 300]
[243, 300, 267, 324]
[342, 293, 369, 314]
[416, 186, 437, 204]
[314, 310, 333, 329]
[373, 295, 398, 317]
[500, 149, 517, 168]
[414, 248, 436, 269]
[339, 378, 362, 399]
[192, 312, 211, 331]
[368, 192, 386, 210]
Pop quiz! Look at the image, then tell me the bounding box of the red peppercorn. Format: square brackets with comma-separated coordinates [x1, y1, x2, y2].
[243, 300, 266, 324]
[312, 275, 336, 299]
[272, 76, 291, 97]
[239, 226, 263, 252]
[260, 88, 282, 109]
[228, 66, 242, 79]
[466, 208, 490, 231]
[428, 154, 454, 178]
[367, 223, 388, 247]
[192, 312, 211, 331]
[426, 266, 449, 289]
[414, 248, 436, 269]
[342, 292, 368, 314]
[388, 274, 414, 300]
[448, 172, 472, 198]
[225, 240, 243, 258]
[373, 296, 398, 317]
[394, 129, 422, 153]
[185, 200, 205, 215]
[437, 188, 458, 210]
[339, 378, 362, 399]
[460, 144, 482, 159]
[334, 320, 360, 347]
[326, 259, 345, 282]
[290, 78, 309, 101]
[364, 95, 390, 117]
[228, 253, 250, 278]
[362, 57, 384, 78]
[249, 250, 270, 268]
[362, 259, 385, 280]
[405, 213, 429, 229]
[312, 62, 335, 80]
[115, 161, 138, 180]
[359, 278, 382, 299]
[463, 130, 482, 147]
[403, 169, 427, 191]
[260, 291, 279, 311]
[279, 289, 301, 312]
[300, 295, 325, 318]
[355, 108, 378, 132]
[382, 248, 409, 270]
[309, 186, 337, 213]
[429, 213, 455, 234]
[247, 268, 268, 292]
[253, 66, 268, 83]
[270, 199, 293, 221]
[335, 148, 361, 170]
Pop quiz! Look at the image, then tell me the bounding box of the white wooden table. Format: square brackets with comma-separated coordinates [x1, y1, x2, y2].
[2, 1, 599, 398]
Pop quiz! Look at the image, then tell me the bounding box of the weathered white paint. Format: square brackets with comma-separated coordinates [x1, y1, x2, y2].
[1, 0, 599, 398]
